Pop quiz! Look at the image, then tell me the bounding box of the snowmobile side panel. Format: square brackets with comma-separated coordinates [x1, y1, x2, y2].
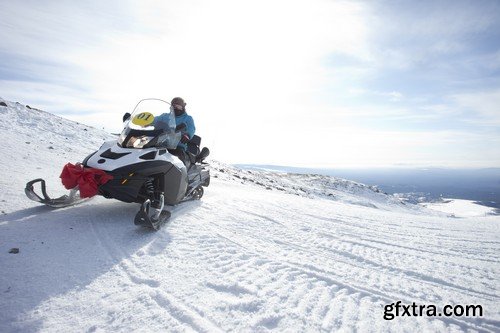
[109, 160, 173, 176]
[98, 161, 175, 203]
[162, 165, 188, 205]
[98, 174, 148, 203]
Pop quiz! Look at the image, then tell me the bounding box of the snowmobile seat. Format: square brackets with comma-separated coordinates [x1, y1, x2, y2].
[187, 151, 197, 165]
[186, 135, 209, 163]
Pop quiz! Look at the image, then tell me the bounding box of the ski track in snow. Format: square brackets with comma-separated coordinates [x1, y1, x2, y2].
[1, 98, 499, 332]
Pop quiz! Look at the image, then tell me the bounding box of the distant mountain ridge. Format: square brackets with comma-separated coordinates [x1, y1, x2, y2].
[237, 164, 500, 208]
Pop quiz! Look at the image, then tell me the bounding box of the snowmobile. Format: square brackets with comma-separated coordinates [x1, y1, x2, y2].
[25, 98, 210, 230]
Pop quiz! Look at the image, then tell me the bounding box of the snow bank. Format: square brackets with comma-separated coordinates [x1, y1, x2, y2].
[0, 97, 113, 214]
[422, 198, 498, 217]
[210, 161, 426, 213]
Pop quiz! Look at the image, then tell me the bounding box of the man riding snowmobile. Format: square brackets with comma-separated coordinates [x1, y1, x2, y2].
[124, 97, 195, 165]
[165, 97, 195, 165]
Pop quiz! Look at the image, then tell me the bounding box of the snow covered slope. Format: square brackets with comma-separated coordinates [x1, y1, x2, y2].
[211, 162, 427, 213]
[422, 199, 498, 218]
[0, 98, 499, 332]
[0, 97, 113, 214]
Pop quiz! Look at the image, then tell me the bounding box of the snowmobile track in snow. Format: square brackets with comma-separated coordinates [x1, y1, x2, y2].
[86, 205, 223, 332]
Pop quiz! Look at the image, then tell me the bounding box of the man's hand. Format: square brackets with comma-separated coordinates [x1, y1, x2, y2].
[180, 134, 190, 144]
[175, 123, 187, 131]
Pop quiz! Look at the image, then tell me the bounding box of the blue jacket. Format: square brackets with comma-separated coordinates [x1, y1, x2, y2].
[175, 112, 195, 151]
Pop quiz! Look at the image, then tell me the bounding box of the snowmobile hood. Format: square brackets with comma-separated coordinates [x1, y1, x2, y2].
[85, 141, 184, 172]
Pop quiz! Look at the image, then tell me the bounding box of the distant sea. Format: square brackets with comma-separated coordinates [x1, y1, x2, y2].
[235, 165, 500, 210]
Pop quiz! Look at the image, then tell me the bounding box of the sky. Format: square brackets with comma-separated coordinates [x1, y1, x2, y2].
[1, 0, 499, 168]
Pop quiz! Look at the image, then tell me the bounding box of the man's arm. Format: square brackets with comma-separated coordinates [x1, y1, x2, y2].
[185, 115, 195, 139]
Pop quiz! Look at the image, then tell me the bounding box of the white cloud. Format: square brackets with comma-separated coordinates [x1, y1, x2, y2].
[0, 1, 132, 60]
[219, 123, 500, 168]
[1, 0, 371, 126]
[347, 89, 404, 102]
[362, 0, 500, 72]
[451, 89, 500, 125]
[1, 0, 499, 167]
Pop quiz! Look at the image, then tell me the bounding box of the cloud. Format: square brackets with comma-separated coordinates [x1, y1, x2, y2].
[1, 0, 371, 127]
[358, 0, 500, 82]
[0, 0, 136, 125]
[451, 89, 500, 125]
[221, 123, 500, 168]
[1, 0, 499, 167]
[347, 89, 404, 102]
[0, 1, 135, 59]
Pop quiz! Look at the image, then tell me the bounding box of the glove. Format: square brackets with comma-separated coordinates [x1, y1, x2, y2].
[180, 134, 190, 144]
[175, 123, 187, 131]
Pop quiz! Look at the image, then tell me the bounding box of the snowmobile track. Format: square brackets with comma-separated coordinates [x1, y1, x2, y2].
[86, 204, 223, 332]
[194, 203, 498, 332]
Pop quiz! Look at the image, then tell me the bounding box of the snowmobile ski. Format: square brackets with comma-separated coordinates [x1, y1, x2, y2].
[25, 178, 90, 208]
[180, 185, 204, 203]
[134, 209, 171, 230]
[134, 197, 172, 230]
[134, 186, 204, 230]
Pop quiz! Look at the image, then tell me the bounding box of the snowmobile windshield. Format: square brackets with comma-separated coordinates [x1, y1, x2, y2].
[118, 99, 181, 149]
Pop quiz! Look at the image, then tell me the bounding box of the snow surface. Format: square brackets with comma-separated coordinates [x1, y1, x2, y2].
[422, 199, 498, 218]
[0, 98, 499, 332]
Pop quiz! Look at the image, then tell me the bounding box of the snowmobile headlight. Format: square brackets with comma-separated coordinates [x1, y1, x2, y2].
[126, 135, 154, 148]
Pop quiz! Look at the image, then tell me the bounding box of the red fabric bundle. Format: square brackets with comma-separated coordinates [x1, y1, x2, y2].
[60, 163, 113, 198]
